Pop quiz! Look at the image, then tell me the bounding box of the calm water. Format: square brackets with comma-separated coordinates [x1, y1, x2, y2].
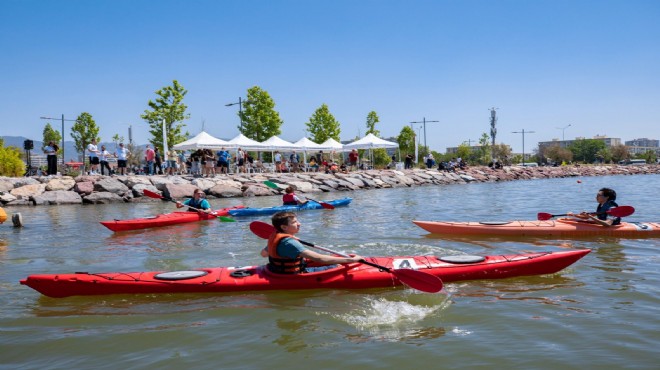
[1, 174, 659, 369]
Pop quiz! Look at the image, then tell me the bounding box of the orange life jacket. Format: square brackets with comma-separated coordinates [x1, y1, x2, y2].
[267, 233, 305, 274]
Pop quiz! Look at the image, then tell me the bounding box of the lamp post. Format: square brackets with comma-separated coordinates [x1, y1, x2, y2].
[512, 129, 535, 164]
[225, 97, 249, 131]
[40, 114, 76, 168]
[410, 117, 439, 155]
[557, 124, 571, 145]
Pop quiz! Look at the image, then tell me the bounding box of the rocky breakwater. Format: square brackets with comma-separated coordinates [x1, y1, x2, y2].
[1, 164, 659, 207]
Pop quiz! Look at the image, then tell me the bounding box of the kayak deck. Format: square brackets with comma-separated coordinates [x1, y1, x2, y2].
[413, 219, 660, 238]
[100, 205, 245, 232]
[228, 198, 352, 216]
[20, 249, 590, 298]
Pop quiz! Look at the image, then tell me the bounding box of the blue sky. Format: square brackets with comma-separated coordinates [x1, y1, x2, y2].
[2, 0, 659, 153]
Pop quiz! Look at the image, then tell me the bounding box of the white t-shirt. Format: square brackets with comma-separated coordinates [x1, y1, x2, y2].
[87, 143, 99, 158]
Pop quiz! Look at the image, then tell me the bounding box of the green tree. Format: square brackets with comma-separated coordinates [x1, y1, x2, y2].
[569, 139, 606, 163]
[70, 112, 100, 161]
[240, 86, 284, 142]
[365, 111, 380, 136]
[640, 150, 656, 164]
[477, 132, 491, 164]
[42, 123, 62, 154]
[306, 104, 341, 143]
[610, 144, 630, 163]
[0, 138, 26, 177]
[141, 80, 190, 151]
[491, 143, 512, 164]
[543, 145, 573, 164]
[396, 126, 416, 159]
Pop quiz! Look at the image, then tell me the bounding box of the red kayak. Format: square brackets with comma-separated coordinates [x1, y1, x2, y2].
[21, 249, 590, 298]
[100, 205, 244, 232]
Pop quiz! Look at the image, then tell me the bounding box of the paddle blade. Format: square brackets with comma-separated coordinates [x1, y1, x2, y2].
[218, 216, 236, 222]
[537, 212, 554, 221]
[392, 269, 444, 293]
[263, 180, 280, 190]
[608, 206, 635, 218]
[250, 221, 275, 239]
[143, 189, 164, 199]
[313, 200, 335, 210]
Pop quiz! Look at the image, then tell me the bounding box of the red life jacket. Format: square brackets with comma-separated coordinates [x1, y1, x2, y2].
[267, 233, 305, 274]
[282, 193, 297, 205]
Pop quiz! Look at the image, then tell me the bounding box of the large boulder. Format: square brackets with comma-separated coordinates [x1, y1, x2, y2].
[0, 178, 15, 192]
[74, 181, 94, 195]
[131, 183, 160, 198]
[242, 184, 277, 197]
[33, 190, 83, 205]
[120, 176, 153, 188]
[94, 178, 130, 195]
[208, 183, 243, 198]
[163, 183, 199, 200]
[45, 177, 76, 191]
[10, 184, 47, 199]
[83, 192, 125, 204]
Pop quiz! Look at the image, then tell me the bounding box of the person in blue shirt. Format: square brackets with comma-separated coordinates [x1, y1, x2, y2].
[175, 189, 212, 213]
[216, 148, 231, 174]
[568, 187, 621, 226]
[260, 212, 362, 273]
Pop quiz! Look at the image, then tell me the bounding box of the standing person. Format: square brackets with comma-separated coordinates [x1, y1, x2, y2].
[115, 143, 130, 175]
[43, 141, 58, 175]
[236, 148, 245, 173]
[568, 188, 621, 226]
[154, 147, 163, 175]
[144, 144, 155, 175]
[203, 149, 215, 177]
[175, 188, 212, 213]
[167, 149, 178, 175]
[99, 145, 112, 175]
[259, 212, 362, 273]
[289, 150, 300, 173]
[282, 186, 308, 206]
[217, 147, 230, 174]
[177, 151, 187, 175]
[404, 154, 413, 169]
[87, 139, 100, 174]
[274, 151, 282, 173]
[348, 149, 359, 171]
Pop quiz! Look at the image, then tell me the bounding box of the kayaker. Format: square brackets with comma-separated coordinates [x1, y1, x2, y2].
[282, 186, 308, 206]
[259, 212, 362, 273]
[176, 189, 212, 213]
[568, 187, 621, 226]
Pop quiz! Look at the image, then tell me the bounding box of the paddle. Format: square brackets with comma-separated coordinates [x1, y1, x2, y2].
[142, 189, 236, 222]
[249, 221, 443, 293]
[537, 205, 635, 221]
[263, 181, 335, 210]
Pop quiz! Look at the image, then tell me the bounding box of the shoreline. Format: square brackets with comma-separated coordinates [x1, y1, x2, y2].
[1, 164, 659, 207]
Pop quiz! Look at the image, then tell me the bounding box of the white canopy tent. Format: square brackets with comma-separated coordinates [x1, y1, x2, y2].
[226, 134, 269, 151]
[343, 133, 399, 168]
[260, 135, 299, 151]
[292, 137, 331, 165]
[172, 131, 232, 150]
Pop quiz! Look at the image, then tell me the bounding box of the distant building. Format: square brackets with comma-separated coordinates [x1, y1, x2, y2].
[445, 145, 482, 154]
[625, 138, 660, 156]
[538, 135, 622, 152]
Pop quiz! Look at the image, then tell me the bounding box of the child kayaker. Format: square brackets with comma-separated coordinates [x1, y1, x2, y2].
[176, 189, 212, 213]
[282, 186, 308, 206]
[259, 212, 362, 273]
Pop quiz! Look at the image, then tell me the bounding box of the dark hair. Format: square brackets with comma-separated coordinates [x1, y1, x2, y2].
[272, 212, 296, 232]
[599, 187, 616, 201]
[285, 186, 294, 194]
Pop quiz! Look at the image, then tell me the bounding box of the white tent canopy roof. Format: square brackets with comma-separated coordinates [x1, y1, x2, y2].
[172, 131, 231, 150]
[293, 137, 332, 151]
[260, 135, 299, 151]
[320, 138, 345, 151]
[343, 133, 399, 150]
[226, 134, 269, 150]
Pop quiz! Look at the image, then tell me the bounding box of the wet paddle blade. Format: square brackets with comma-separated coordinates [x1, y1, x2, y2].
[250, 221, 275, 239]
[392, 269, 444, 293]
[143, 189, 164, 199]
[537, 212, 554, 221]
[310, 199, 335, 210]
[263, 180, 280, 189]
[218, 216, 236, 222]
[608, 205, 635, 218]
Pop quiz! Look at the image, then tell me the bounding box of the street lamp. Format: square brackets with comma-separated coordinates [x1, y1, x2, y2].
[225, 97, 249, 131]
[410, 117, 439, 154]
[40, 114, 77, 168]
[557, 124, 571, 143]
[512, 129, 535, 165]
